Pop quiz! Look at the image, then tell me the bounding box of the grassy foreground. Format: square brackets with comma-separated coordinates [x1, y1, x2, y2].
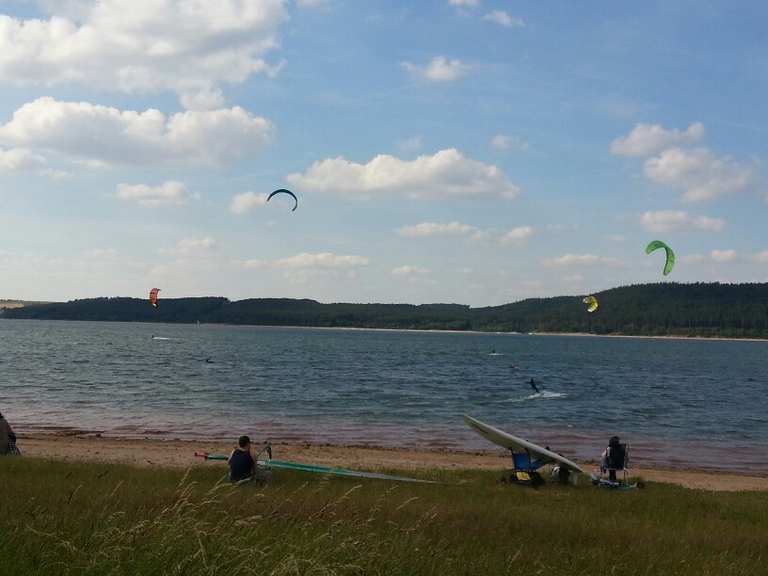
[1, 459, 766, 575]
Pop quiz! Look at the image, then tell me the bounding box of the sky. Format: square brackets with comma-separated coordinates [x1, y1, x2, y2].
[0, 0, 766, 306]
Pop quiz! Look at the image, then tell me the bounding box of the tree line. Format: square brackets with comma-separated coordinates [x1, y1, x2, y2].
[4, 283, 768, 338]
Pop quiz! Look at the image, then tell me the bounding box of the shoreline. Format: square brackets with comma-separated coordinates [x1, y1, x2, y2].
[531, 331, 768, 343]
[15, 433, 768, 492]
[4, 317, 766, 342]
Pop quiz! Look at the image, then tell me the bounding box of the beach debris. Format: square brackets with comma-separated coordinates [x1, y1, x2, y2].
[149, 287, 161, 308]
[267, 188, 298, 212]
[582, 295, 599, 313]
[645, 240, 675, 276]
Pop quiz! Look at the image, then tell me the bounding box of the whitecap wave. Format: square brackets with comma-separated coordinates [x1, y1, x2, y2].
[505, 390, 568, 403]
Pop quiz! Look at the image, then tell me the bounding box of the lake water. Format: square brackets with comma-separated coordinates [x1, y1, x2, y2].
[1, 319, 766, 472]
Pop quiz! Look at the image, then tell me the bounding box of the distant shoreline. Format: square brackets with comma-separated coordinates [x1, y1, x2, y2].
[294, 326, 768, 342]
[530, 331, 768, 343]
[3, 316, 768, 341]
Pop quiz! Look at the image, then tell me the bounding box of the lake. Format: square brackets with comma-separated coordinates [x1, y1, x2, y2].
[1, 319, 766, 471]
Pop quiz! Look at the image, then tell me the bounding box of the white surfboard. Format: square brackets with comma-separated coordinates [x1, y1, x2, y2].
[463, 415, 585, 474]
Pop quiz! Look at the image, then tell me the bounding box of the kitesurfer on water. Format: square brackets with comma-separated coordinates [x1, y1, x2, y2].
[228, 435, 255, 483]
[528, 378, 540, 394]
[0, 411, 20, 456]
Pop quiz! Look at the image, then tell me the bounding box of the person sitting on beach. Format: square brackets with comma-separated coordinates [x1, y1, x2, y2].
[600, 435, 626, 483]
[228, 435, 255, 483]
[0, 411, 20, 456]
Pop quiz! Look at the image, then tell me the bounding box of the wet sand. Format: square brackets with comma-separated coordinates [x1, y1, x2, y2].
[16, 434, 768, 492]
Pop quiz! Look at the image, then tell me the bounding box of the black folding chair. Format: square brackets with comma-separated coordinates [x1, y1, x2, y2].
[602, 440, 629, 484]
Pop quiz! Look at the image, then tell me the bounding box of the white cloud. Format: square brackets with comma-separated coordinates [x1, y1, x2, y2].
[397, 221, 476, 237]
[230, 191, 269, 214]
[448, 0, 479, 6]
[643, 147, 753, 202]
[42, 168, 71, 180]
[287, 148, 520, 200]
[0, 97, 273, 167]
[83, 248, 119, 259]
[0, 0, 285, 102]
[752, 251, 768, 264]
[710, 249, 737, 262]
[680, 254, 706, 264]
[546, 223, 578, 233]
[682, 251, 741, 264]
[610, 122, 704, 157]
[468, 229, 494, 242]
[116, 181, 192, 207]
[296, 0, 329, 7]
[397, 221, 534, 245]
[639, 210, 725, 233]
[482, 10, 524, 28]
[397, 135, 423, 153]
[402, 56, 470, 82]
[179, 89, 226, 111]
[498, 226, 535, 245]
[611, 122, 755, 202]
[392, 265, 430, 277]
[160, 237, 217, 255]
[490, 133, 528, 151]
[543, 254, 623, 268]
[243, 252, 369, 270]
[0, 147, 45, 172]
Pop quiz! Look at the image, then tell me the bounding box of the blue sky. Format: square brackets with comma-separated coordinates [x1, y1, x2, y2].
[0, 0, 766, 305]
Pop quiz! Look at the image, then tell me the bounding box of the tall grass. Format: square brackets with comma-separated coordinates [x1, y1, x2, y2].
[1, 458, 766, 575]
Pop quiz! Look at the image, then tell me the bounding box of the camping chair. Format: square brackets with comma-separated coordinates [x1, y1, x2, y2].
[601, 440, 630, 485]
[501, 450, 547, 486]
[252, 441, 273, 483]
[8, 433, 21, 456]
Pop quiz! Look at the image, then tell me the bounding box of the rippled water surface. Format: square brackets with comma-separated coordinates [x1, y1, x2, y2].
[1, 320, 766, 471]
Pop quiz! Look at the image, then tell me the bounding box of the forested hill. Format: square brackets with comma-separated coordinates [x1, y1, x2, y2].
[3, 283, 768, 338]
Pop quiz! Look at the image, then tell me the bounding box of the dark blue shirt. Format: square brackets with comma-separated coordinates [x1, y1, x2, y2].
[228, 449, 254, 482]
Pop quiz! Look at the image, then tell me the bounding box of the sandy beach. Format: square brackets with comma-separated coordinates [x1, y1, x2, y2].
[15, 433, 768, 492]
[531, 331, 768, 343]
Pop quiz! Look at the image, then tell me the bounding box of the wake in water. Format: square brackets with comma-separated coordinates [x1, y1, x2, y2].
[151, 336, 178, 341]
[505, 390, 568, 403]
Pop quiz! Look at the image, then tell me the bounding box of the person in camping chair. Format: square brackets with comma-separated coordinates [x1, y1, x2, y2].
[600, 435, 626, 482]
[228, 435, 256, 482]
[0, 411, 20, 456]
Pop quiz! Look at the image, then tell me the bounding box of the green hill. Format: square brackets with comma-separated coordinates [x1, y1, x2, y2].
[4, 282, 768, 339]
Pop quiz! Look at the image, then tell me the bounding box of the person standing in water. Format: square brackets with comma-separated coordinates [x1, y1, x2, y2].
[528, 378, 540, 394]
